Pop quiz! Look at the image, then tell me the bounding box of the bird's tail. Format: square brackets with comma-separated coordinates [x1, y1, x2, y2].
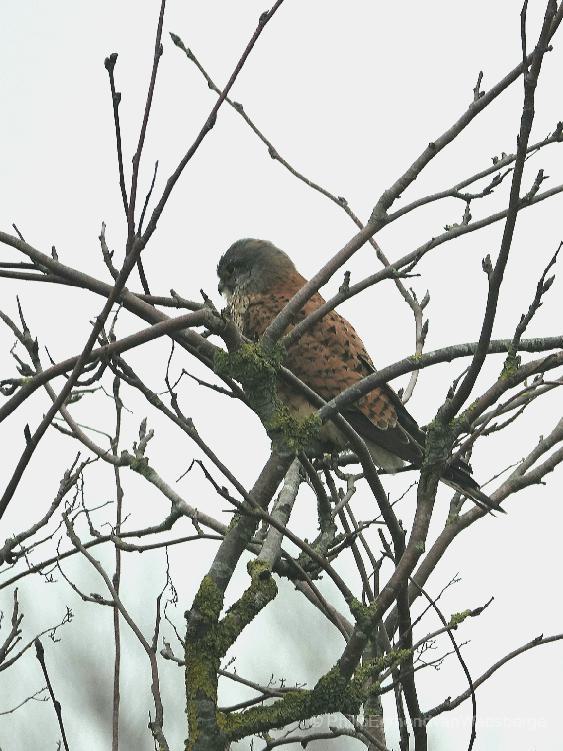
[442, 462, 505, 515]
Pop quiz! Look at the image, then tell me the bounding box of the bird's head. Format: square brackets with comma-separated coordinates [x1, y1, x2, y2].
[217, 238, 296, 300]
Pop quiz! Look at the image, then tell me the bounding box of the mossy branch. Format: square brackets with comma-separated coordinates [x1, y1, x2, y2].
[185, 576, 225, 750]
[218, 666, 362, 741]
[214, 342, 321, 451]
[185, 563, 279, 749]
[214, 342, 285, 398]
[449, 609, 472, 628]
[219, 649, 412, 741]
[217, 560, 278, 655]
[267, 405, 322, 452]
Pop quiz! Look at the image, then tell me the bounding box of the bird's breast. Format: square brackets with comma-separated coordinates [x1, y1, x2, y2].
[229, 289, 253, 333]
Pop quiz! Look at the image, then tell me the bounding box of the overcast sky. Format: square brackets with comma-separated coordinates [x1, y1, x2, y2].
[1, 2, 562, 750]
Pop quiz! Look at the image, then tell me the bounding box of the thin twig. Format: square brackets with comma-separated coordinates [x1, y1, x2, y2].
[34, 639, 71, 751]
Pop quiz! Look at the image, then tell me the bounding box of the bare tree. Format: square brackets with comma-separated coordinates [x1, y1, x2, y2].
[1, 2, 562, 750]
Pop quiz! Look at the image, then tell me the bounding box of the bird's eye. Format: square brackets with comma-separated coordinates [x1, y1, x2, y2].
[225, 263, 235, 274]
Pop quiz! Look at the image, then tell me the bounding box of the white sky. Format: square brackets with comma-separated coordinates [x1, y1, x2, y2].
[0, 2, 562, 750]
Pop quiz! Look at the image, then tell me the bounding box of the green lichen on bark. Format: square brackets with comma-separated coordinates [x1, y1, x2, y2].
[314, 666, 364, 714]
[448, 609, 472, 628]
[214, 342, 284, 430]
[353, 648, 412, 687]
[456, 399, 479, 430]
[185, 565, 281, 749]
[214, 342, 284, 407]
[185, 576, 225, 750]
[217, 560, 278, 655]
[422, 418, 453, 469]
[220, 646, 414, 741]
[218, 650, 414, 742]
[500, 350, 521, 380]
[348, 597, 372, 630]
[214, 342, 321, 451]
[192, 575, 223, 622]
[126, 454, 153, 478]
[267, 404, 322, 452]
[218, 665, 363, 741]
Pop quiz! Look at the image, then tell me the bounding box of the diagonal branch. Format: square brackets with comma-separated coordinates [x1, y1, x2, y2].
[141, 0, 287, 247]
[424, 632, 563, 720]
[34, 639, 71, 751]
[260, 5, 563, 349]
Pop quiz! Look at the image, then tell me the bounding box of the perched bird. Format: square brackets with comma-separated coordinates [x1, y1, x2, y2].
[217, 238, 501, 513]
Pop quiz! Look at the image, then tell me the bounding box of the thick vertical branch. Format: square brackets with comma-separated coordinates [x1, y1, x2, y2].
[184, 450, 293, 751]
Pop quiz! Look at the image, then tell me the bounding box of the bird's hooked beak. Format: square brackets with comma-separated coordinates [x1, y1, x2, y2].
[217, 278, 233, 301]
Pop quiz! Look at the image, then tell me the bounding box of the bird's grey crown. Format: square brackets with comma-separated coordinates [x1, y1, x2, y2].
[217, 238, 293, 275]
[217, 238, 296, 298]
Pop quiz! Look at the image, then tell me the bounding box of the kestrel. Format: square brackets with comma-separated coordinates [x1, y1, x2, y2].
[217, 238, 500, 513]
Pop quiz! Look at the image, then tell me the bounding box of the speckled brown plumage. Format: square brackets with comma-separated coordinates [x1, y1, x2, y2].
[216, 239, 502, 511]
[217, 238, 422, 471]
[239, 278, 398, 430]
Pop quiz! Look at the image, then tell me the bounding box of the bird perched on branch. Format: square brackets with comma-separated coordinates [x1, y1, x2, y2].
[217, 238, 501, 513]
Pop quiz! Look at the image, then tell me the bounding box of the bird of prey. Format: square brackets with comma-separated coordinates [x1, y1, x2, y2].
[217, 238, 501, 513]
